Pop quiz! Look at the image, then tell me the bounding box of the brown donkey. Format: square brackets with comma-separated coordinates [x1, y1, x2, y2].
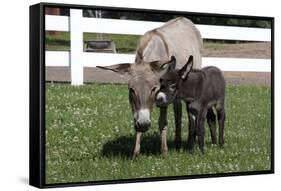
[156, 56, 226, 153]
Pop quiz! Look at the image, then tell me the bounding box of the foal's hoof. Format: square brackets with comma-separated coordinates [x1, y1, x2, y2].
[187, 144, 194, 154]
[199, 147, 205, 155]
[175, 141, 182, 151]
[174, 137, 182, 150]
[219, 140, 225, 147]
[187, 148, 194, 154]
[211, 140, 218, 145]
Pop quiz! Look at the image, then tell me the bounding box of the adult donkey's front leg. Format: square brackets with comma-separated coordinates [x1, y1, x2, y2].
[173, 99, 182, 150]
[158, 106, 168, 158]
[132, 131, 142, 158]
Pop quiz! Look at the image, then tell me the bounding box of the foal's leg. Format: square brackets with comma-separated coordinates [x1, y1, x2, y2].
[132, 131, 142, 158]
[216, 103, 226, 146]
[173, 99, 182, 150]
[159, 106, 168, 157]
[196, 108, 207, 154]
[186, 105, 196, 153]
[207, 108, 217, 144]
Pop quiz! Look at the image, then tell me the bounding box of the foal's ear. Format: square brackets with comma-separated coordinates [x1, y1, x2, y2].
[96, 63, 132, 75]
[178, 56, 193, 81]
[167, 56, 176, 71]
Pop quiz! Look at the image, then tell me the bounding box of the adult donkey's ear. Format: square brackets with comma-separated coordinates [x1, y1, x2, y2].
[178, 55, 193, 81]
[149, 56, 176, 72]
[96, 63, 132, 75]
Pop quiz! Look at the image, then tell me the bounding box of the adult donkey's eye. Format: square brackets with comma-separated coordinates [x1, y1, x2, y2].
[129, 88, 136, 96]
[151, 86, 158, 94]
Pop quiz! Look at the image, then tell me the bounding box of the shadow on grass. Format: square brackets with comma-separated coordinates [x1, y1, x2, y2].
[101, 133, 177, 159]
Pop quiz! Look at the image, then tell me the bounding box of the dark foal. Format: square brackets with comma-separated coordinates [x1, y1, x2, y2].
[155, 56, 226, 153]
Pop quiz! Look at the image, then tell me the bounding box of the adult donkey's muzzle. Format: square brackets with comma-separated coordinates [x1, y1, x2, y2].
[134, 109, 151, 132]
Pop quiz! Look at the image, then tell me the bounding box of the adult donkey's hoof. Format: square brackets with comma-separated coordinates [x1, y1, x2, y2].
[161, 148, 168, 159]
[131, 147, 140, 159]
[131, 131, 142, 159]
[131, 153, 139, 160]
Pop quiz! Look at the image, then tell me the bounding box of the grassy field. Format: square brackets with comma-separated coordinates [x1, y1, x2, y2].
[46, 32, 140, 53]
[45, 84, 271, 184]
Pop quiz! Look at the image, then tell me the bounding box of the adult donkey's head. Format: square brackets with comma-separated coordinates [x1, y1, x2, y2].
[97, 59, 172, 132]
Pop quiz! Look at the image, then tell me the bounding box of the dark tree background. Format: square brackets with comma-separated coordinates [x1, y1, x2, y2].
[83, 9, 271, 28]
[45, 7, 271, 28]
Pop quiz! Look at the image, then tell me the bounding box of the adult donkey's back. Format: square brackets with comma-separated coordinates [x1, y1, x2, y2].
[97, 17, 203, 158]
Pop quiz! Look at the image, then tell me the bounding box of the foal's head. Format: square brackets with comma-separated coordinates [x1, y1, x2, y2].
[155, 56, 193, 107]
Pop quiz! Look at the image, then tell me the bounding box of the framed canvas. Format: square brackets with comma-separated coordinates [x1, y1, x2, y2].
[29, 2, 274, 188]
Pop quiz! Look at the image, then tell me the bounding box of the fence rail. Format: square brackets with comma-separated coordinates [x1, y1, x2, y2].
[45, 9, 271, 85]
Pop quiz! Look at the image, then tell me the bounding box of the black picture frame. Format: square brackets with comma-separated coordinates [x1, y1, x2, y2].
[30, 2, 274, 188]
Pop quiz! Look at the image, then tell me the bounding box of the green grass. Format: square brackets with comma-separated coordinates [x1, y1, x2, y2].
[45, 84, 272, 184]
[46, 32, 140, 53]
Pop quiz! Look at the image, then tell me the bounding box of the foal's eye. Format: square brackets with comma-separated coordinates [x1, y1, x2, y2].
[169, 83, 177, 91]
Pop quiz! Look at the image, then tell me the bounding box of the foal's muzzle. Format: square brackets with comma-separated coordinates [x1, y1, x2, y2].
[155, 92, 167, 107]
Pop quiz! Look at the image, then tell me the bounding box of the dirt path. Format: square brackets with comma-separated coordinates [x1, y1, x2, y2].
[203, 42, 271, 59]
[46, 67, 271, 86]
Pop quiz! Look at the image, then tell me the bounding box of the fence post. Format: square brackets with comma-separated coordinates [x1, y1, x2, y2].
[70, 9, 83, 85]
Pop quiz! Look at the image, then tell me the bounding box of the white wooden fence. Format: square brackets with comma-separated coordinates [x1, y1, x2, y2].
[45, 9, 271, 85]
